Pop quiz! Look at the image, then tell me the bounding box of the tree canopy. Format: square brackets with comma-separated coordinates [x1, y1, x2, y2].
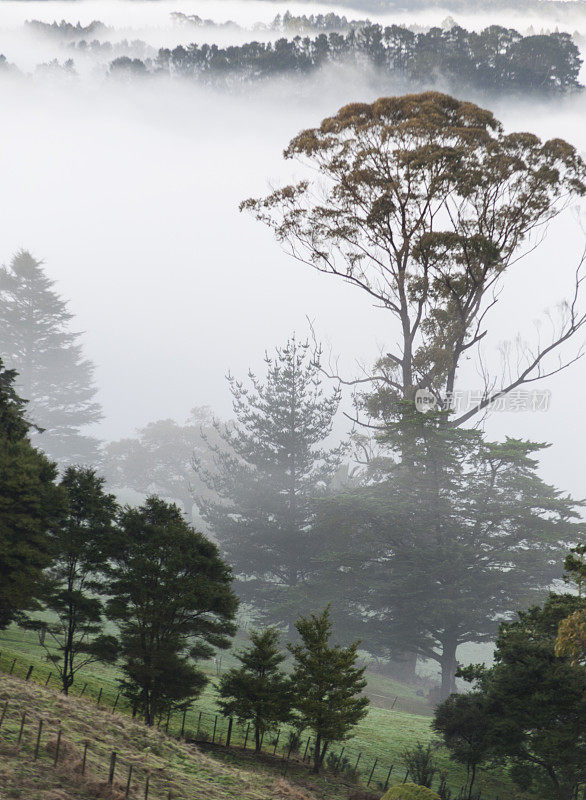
[217, 628, 292, 751]
[106, 497, 238, 725]
[446, 592, 586, 800]
[155, 25, 582, 95]
[244, 92, 586, 423]
[196, 337, 343, 630]
[35, 467, 119, 693]
[0, 357, 65, 628]
[289, 607, 369, 773]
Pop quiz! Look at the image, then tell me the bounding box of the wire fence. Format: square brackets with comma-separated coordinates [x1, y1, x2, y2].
[0, 697, 181, 799]
[0, 649, 504, 800]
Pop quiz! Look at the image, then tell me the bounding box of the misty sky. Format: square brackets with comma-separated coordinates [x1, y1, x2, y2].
[1, 0, 586, 500]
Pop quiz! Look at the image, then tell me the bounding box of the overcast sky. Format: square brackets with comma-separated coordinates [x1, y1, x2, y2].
[1, 0, 586, 499]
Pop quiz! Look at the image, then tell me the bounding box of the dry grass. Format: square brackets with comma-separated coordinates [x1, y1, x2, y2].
[0, 674, 344, 800]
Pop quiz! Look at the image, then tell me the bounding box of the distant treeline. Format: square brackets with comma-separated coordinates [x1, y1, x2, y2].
[171, 10, 374, 34]
[25, 19, 109, 39]
[115, 24, 583, 95]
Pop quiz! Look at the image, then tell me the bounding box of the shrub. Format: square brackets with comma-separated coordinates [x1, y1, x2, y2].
[382, 783, 441, 800]
[400, 742, 438, 788]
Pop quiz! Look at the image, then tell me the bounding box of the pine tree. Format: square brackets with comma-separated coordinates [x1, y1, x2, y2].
[32, 467, 119, 693]
[217, 628, 292, 752]
[0, 250, 102, 466]
[288, 607, 368, 774]
[0, 357, 65, 628]
[106, 497, 238, 725]
[312, 412, 584, 698]
[196, 337, 343, 629]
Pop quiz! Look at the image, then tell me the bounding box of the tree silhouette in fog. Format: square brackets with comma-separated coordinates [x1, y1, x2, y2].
[103, 407, 221, 520]
[243, 92, 586, 684]
[0, 250, 102, 467]
[195, 337, 343, 632]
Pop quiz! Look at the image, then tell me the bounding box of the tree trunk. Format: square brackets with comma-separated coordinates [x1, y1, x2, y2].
[440, 634, 458, 700]
[467, 763, 476, 800]
[312, 733, 322, 774]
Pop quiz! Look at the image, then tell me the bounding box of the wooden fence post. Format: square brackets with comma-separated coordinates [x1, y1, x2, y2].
[44, 673, 52, 687]
[34, 719, 43, 760]
[82, 741, 89, 775]
[112, 692, 120, 713]
[212, 715, 217, 744]
[243, 722, 250, 750]
[80, 683, 88, 697]
[367, 757, 378, 787]
[354, 752, 362, 772]
[272, 730, 280, 755]
[25, 665, 34, 682]
[196, 711, 202, 740]
[108, 751, 117, 784]
[302, 737, 311, 762]
[54, 729, 62, 766]
[0, 700, 8, 729]
[384, 764, 394, 790]
[226, 718, 233, 748]
[97, 688, 103, 707]
[9, 658, 16, 675]
[17, 712, 26, 745]
[284, 738, 293, 763]
[125, 764, 133, 797]
[144, 773, 150, 800]
[181, 709, 187, 738]
[335, 747, 345, 773]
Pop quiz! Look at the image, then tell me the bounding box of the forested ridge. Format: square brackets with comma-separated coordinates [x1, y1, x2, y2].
[136, 24, 581, 94]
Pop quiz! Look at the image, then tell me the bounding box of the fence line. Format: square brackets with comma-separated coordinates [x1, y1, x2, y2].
[0, 649, 498, 800]
[0, 697, 174, 799]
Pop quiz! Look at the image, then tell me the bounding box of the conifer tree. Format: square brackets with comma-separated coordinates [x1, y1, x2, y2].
[0, 357, 65, 628]
[196, 337, 343, 629]
[445, 590, 586, 800]
[0, 250, 102, 466]
[106, 497, 238, 725]
[32, 467, 119, 693]
[288, 607, 368, 774]
[217, 628, 292, 752]
[314, 413, 584, 698]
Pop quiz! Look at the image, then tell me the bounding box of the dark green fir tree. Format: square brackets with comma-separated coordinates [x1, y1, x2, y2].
[106, 497, 238, 725]
[0, 357, 65, 628]
[217, 628, 292, 751]
[31, 467, 119, 693]
[289, 606, 368, 774]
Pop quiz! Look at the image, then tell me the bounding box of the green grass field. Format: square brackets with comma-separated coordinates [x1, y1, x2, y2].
[0, 625, 528, 800]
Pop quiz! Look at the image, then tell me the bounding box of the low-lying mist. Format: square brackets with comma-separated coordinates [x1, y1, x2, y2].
[1, 0, 586, 501]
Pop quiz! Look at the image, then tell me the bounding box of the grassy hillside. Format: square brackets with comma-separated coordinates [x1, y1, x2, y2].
[0, 626, 527, 800]
[0, 673, 335, 800]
